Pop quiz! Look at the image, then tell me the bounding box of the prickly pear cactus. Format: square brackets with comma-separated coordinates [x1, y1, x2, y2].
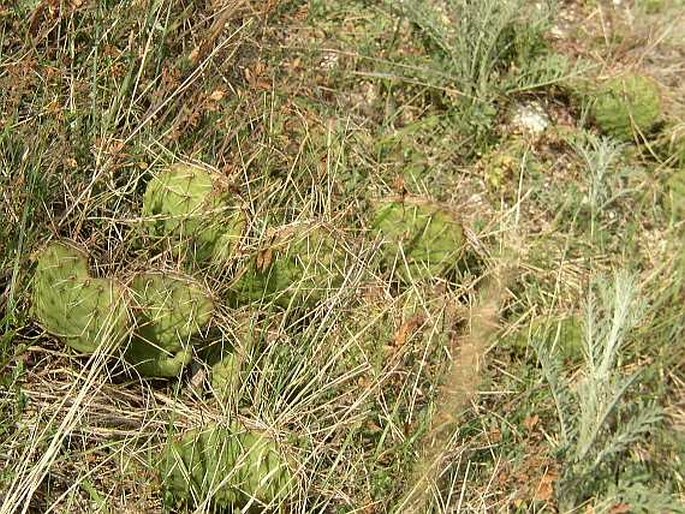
[590, 74, 662, 141]
[666, 168, 685, 221]
[142, 164, 245, 264]
[161, 423, 293, 509]
[508, 316, 584, 362]
[371, 199, 465, 281]
[227, 261, 275, 306]
[31, 241, 130, 354]
[211, 352, 242, 401]
[125, 273, 213, 377]
[230, 225, 347, 308]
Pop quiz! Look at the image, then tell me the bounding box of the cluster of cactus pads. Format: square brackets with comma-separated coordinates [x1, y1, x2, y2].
[162, 423, 293, 509]
[32, 162, 468, 510]
[31, 242, 214, 378]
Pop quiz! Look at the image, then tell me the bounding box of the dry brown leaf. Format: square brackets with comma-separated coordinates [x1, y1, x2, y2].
[392, 315, 423, 348]
[609, 503, 632, 514]
[524, 414, 540, 432]
[533, 469, 558, 502]
[209, 89, 226, 102]
[256, 248, 274, 272]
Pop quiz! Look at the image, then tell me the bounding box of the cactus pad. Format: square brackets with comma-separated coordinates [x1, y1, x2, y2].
[230, 225, 348, 308]
[31, 241, 130, 354]
[142, 164, 245, 264]
[211, 352, 242, 401]
[162, 424, 293, 509]
[666, 169, 685, 221]
[591, 74, 662, 141]
[508, 316, 584, 362]
[126, 273, 213, 377]
[371, 200, 465, 281]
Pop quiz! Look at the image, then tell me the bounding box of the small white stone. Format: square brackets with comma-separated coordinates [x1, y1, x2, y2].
[550, 25, 565, 39]
[320, 51, 339, 70]
[510, 101, 551, 135]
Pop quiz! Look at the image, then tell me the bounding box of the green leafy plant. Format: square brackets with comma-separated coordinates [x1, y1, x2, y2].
[161, 423, 294, 510]
[590, 74, 662, 142]
[572, 133, 624, 239]
[142, 163, 246, 265]
[125, 273, 214, 378]
[31, 241, 130, 354]
[371, 198, 465, 282]
[533, 272, 678, 511]
[393, 0, 558, 99]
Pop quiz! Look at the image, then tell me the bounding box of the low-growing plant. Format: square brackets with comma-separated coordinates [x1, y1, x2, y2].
[229, 223, 350, 309]
[142, 163, 246, 265]
[589, 74, 662, 142]
[161, 423, 295, 511]
[392, 0, 557, 100]
[371, 197, 465, 282]
[572, 132, 624, 239]
[31, 241, 130, 354]
[125, 273, 214, 378]
[534, 272, 678, 511]
[211, 352, 243, 402]
[509, 315, 584, 363]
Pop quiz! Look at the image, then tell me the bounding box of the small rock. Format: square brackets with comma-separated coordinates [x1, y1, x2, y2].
[510, 101, 551, 135]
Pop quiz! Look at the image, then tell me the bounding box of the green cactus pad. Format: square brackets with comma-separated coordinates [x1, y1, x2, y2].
[142, 164, 245, 264]
[162, 424, 293, 509]
[125, 273, 213, 377]
[371, 199, 465, 281]
[227, 263, 275, 306]
[230, 225, 348, 308]
[211, 352, 242, 401]
[590, 74, 662, 141]
[507, 316, 584, 362]
[666, 169, 685, 221]
[31, 241, 130, 354]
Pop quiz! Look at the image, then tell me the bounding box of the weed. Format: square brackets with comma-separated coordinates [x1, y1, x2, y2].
[534, 272, 680, 511]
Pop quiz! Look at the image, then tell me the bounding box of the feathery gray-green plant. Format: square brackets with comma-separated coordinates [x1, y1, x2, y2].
[572, 133, 623, 239]
[533, 272, 677, 511]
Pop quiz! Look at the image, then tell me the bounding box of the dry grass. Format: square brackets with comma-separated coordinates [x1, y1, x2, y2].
[0, 0, 683, 512]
